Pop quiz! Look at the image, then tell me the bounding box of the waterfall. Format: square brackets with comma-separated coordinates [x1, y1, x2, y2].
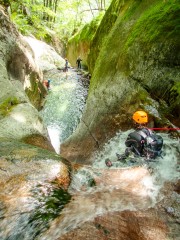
[40, 69, 88, 153]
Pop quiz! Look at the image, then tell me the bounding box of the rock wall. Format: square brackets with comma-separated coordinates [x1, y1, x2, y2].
[87, 0, 124, 74]
[0, 6, 52, 148]
[0, 139, 71, 240]
[61, 0, 180, 163]
[0, 9, 72, 239]
[66, 14, 104, 69]
[24, 36, 65, 72]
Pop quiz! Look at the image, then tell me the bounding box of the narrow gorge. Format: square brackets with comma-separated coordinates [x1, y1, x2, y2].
[0, 1, 179, 239]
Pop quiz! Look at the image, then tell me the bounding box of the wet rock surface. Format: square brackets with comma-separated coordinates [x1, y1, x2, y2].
[0, 4, 179, 239]
[59, 209, 168, 240]
[0, 7, 49, 143]
[0, 68, 179, 240]
[37, 148, 179, 240]
[0, 139, 71, 240]
[39, 68, 179, 240]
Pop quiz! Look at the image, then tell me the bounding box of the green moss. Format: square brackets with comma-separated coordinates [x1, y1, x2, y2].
[87, 0, 125, 73]
[27, 186, 71, 237]
[0, 97, 19, 116]
[171, 82, 180, 95]
[31, 187, 71, 222]
[122, 0, 141, 20]
[169, 81, 180, 116]
[68, 13, 104, 44]
[68, 32, 79, 44]
[138, 91, 150, 103]
[125, 0, 180, 49]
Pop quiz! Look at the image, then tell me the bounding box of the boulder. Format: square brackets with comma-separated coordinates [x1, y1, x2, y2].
[23, 36, 65, 72]
[0, 6, 51, 148]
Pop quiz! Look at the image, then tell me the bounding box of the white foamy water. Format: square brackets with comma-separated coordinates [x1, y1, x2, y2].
[91, 131, 179, 193]
[47, 125, 61, 153]
[39, 130, 179, 240]
[39, 69, 179, 240]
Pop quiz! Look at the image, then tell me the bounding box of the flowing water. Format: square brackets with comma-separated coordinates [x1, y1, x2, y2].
[0, 69, 179, 239]
[40, 69, 88, 154]
[37, 132, 179, 240]
[39, 69, 179, 239]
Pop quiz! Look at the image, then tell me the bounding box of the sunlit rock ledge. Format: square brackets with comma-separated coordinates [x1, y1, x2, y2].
[23, 36, 66, 72]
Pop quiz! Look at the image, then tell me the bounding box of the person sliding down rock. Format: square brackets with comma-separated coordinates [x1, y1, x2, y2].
[105, 110, 163, 168]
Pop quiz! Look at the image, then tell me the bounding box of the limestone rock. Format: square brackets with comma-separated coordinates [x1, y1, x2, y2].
[23, 36, 66, 72]
[0, 7, 50, 146]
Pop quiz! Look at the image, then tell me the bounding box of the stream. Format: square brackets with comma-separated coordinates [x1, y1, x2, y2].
[0, 68, 179, 240]
[39, 68, 179, 239]
[40, 68, 88, 154]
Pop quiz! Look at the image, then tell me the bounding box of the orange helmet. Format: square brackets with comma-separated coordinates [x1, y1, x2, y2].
[132, 110, 148, 124]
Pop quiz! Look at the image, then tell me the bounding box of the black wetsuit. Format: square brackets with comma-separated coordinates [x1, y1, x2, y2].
[121, 127, 163, 160]
[105, 127, 163, 167]
[76, 58, 82, 69]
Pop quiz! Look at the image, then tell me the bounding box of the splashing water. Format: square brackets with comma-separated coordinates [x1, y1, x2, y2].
[39, 130, 179, 239]
[1, 67, 179, 239]
[92, 131, 179, 183]
[91, 131, 179, 200]
[39, 69, 179, 239]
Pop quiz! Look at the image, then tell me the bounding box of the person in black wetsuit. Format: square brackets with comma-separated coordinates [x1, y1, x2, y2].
[64, 58, 69, 72]
[76, 56, 82, 69]
[105, 110, 163, 167]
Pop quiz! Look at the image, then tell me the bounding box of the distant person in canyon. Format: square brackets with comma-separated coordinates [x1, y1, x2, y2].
[76, 56, 82, 69]
[64, 58, 69, 72]
[47, 79, 51, 90]
[105, 110, 163, 167]
[43, 79, 51, 91]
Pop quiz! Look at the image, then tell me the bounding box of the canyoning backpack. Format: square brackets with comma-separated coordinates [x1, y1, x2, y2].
[125, 128, 163, 159]
[143, 133, 163, 158]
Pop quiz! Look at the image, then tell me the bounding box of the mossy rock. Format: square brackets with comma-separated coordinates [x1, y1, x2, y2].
[67, 13, 104, 68]
[0, 97, 19, 117]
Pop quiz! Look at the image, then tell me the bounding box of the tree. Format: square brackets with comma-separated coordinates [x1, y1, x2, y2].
[7, 0, 112, 40]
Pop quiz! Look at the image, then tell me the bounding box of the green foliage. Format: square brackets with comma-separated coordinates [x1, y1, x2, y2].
[169, 82, 180, 108]
[0, 97, 19, 116]
[171, 82, 180, 95]
[9, 0, 53, 38]
[81, 12, 105, 40]
[0, 0, 10, 7]
[7, 0, 112, 43]
[11, 12, 32, 35]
